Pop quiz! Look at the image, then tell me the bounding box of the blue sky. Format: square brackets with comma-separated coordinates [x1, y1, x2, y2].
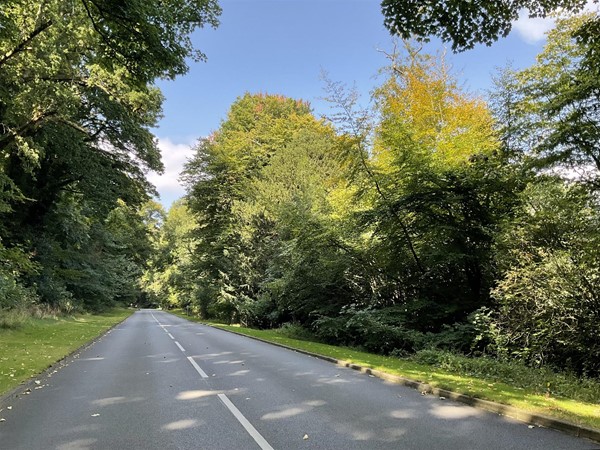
[148, 0, 558, 208]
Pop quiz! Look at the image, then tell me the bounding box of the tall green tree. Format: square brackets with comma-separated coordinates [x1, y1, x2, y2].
[142, 200, 198, 310]
[352, 46, 515, 332]
[490, 14, 600, 189]
[0, 0, 220, 309]
[182, 94, 317, 321]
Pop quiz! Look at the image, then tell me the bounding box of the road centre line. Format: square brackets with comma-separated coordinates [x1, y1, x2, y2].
[218, 394, 274, 450]
[154, 311, 273, 450]
[175, 341, 186, 352]
[186, 356, 209, 378]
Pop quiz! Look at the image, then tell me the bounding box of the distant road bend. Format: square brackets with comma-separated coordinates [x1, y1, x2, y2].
[1, 310, 598, 449]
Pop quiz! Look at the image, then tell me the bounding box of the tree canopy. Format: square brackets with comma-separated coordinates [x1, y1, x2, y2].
[380, 0, 593, 50]
[0, 0, 220, 312]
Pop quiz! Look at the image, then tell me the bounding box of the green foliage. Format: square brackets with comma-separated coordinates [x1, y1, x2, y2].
[487, 180, 600, 375]
[380, 0, 590, 51]
[0, 1, 219, 312]
[163, 34, 600, 383]
[0, 274, 38, 311]
[492, 14, 600, 188]
[313, 308, 427, 354]
[178, 93, 354, 325]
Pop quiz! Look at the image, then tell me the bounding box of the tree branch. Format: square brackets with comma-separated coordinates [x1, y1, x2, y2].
[0, 20, 53, 69]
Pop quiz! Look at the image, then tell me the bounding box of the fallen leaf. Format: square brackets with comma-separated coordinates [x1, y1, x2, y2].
[303, 434, 309, 440]
[7, 406, 12, 410]
[528, 425, 534, 429]
[439, 397, 446, 400]
[0, 418, 5, 423]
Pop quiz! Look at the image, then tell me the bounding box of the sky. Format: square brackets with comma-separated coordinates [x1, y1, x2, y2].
[148, 0, 559, 209]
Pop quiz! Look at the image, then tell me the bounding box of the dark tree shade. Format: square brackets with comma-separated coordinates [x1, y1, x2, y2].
[380, 0, 591, 50]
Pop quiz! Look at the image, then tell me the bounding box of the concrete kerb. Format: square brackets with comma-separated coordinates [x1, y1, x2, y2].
[195, 319, 600, 444]
[0, 309, 134, 410]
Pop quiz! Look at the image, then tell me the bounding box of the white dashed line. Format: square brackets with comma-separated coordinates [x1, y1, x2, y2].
[152, 311, 272, 450]
[218, 394, 274, 450]
[186, 356, 209, 378]
[175, 341, 186, 352]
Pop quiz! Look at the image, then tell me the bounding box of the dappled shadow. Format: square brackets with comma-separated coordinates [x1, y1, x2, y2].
[56, 438, 97, 450]
[162, 418, 202, 431]
[91, 396, 144, 407]
[261, 400, 327, 421]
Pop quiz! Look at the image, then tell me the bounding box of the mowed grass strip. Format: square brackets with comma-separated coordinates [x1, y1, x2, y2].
[0, 308, 132, 396]
[169, 310, 600, 431]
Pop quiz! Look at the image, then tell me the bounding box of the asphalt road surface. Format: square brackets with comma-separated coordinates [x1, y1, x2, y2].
[1, 309, 598, 450]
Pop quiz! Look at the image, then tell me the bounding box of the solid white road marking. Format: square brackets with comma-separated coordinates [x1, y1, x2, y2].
[175, 341, 186, 352]
[218, 394, 274, 450]
[186, 356, 209, 378]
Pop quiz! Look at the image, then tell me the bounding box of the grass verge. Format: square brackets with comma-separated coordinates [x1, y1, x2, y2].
[0, 308, 133, 396]
[170, 310, 600, 431]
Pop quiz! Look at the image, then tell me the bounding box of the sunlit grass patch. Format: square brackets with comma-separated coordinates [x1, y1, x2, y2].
[0, 308, 132, 396]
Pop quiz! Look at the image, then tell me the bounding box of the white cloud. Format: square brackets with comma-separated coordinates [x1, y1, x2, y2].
[513, 2, 599, 44]
[147, 137, 196, 208]
[513, 12, 556, 44]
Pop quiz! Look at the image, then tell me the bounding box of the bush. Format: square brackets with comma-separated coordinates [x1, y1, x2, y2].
[313, 307, 426, 354]
[275, 322, 316, 341]
[237, 295, 281, 329]
[0, 274, 38, 310]
[490, 181, 600, 376]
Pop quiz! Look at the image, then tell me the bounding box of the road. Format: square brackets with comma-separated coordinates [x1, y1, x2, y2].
[0, 309, 597, 449]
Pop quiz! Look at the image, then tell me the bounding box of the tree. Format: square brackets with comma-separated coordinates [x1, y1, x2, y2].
[359, 45, 511, 330]
[0, 0, 220, 308]
[234, 126, 356, 327]
[491, 14, 600, 189]
[142, 200, 199, 309]
[182, 94, 317, 321]
[380, 0, 592, 50]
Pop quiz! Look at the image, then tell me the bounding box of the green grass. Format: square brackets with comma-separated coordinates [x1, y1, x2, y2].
[0, 308, 133, 396]
[169, 310, 600, 431]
